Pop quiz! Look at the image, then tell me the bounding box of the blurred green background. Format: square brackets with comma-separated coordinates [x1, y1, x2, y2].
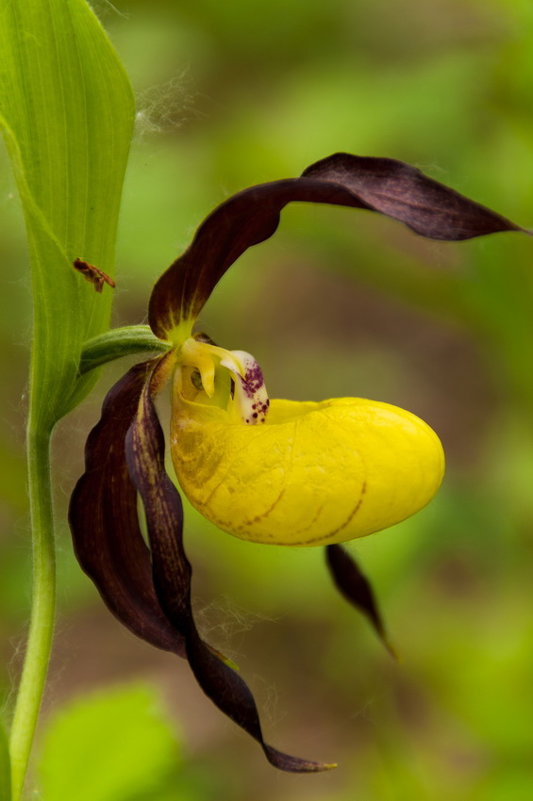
[2, 0, 533, 798]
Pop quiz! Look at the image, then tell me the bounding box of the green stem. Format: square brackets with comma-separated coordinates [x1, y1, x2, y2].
[9, 425, 56, 801]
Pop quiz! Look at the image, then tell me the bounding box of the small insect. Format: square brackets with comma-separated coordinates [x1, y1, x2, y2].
[73, 258, 116, 293]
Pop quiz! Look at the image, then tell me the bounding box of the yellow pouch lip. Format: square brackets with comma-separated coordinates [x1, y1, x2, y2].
[171, 391, 445, 547]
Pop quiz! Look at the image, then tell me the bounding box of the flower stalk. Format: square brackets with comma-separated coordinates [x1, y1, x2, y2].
[9, 424, 56, 801]
[80, 326, 172, 375]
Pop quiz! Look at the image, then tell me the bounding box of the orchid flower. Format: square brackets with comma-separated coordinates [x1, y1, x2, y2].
[69, 153, 523, 772]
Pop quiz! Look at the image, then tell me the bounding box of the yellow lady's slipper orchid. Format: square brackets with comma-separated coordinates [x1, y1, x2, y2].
[69, 153, 523, 773]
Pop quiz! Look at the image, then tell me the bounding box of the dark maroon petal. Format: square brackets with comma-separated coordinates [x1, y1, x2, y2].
[125, 369, 335, 773]
[326, 544, 396, 659]
[149, 152, 525, 337]
[68, 360, 186, 658]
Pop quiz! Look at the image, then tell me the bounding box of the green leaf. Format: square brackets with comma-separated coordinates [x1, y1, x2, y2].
[37, 683, 181, 801]
[0, 0, 135, 428]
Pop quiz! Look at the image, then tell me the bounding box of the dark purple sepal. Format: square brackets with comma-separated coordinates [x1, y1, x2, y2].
[149, 152, 525, 338]
[302, 153, 523, 241]
[326, 544, 396, 659]
[68, 359, 186, 658]
[125, 370, 335, 773]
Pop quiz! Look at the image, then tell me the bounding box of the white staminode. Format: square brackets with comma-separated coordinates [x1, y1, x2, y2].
[220, 350, 270, 425]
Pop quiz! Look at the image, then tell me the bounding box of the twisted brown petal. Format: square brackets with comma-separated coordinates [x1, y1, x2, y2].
[125, 365, 335, 773]
[149, 152, 525, 337]
[68, 360, 186, 657]
[326, 544, 396, 659]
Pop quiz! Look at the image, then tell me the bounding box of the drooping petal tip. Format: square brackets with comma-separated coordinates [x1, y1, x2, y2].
[326, 544, 398, 659]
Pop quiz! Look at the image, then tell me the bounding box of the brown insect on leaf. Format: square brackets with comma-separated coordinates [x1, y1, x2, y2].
[73, 258, 116, 293]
